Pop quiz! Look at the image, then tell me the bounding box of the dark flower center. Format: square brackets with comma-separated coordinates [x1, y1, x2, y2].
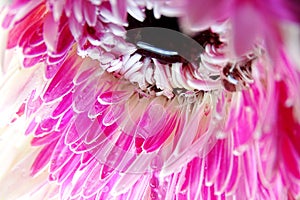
[123, 9, 255, 94]
[125, 10, 222, 65]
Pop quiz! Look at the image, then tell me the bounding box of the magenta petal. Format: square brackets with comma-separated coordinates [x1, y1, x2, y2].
[55, 23, 74, 55]
[188, 158, 204, 199]
[215, 135, 234, 194]
[100, 163, 114, 180]
[102, 104, 125, 126]
[2, 13, 15, 29]
[82, 163, 106, 197]
[233, 106, 255, 150]
[25, 91, 42, 117]
[225, 156, 240, 194]
[18, 20, 42, 48]
[45, 63, 61, 79]
[80, 152, 94, 168]
[143, 115, 176, 152]
[73, 0, 83, 23]
[6, 18, 27, 48]
[68, 14, 84, 41]
[115, 132, 133, 151]
[50, 0, 65, 21]
[47, 54, 67, 65]
[136, 103, 166, 140]
[30, 140, 58, 176]
[25, 118, 38, 135]
[65, 123, 83, 145]
[70, 161, 97, 198]
[111, 0, 127, 24]
[242, 147, 257, 199]
[84, 120, 105, 144]
[83, 1, 97, 27]
[100, 138, 133, 176]
[205, 140, 223, 186]
[281, 135, 300, 179]
[182, 0, 229, 30]
[23, 55, 45, 68]
[56, 155, 80, 183]
[98, 91, 131, 105]
[23, 43, 47, 57]
[89, 100, 109, 118]
[43, 56, 79, 103]
[43, 12, 60, 52]
[57, 109, 73, 131]
[58, 175, 74, 200]
[52, 93, 72, 118]
[232, 4, 262, 56]
[6, 3, 45, 47]
[74, 67, 98, 85]
[23, 42, 47, 57]
[69, 140, 88, 154]
[34, 117, 58, 136]
[31, 131, 61, 146]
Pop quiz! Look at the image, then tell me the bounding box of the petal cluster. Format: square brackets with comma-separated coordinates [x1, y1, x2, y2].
[0, 0, 300, 200]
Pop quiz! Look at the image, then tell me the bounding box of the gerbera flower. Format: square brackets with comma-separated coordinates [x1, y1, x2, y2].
[0, 0, 300, 199]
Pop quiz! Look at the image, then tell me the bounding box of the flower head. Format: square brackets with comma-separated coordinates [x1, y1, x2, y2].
[0, 0, 300, 199]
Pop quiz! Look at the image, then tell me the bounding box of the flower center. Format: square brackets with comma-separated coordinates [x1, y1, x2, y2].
[125, 9, 222, 65]
[101, 9, 256, 99]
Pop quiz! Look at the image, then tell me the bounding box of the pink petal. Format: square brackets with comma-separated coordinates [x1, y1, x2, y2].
[34, 117, 58, 136]
[42, 56, 79, 103]
[82, 163, 106, 197]
[102, 104, 125, 126]
[204, 140, 223, 186]
[50, 136, 74, 174]
[68, 14, 84, 41]
[30, 140, 58, 176]
[136, 103, 167, 140]
[70, 161, 98, 198]
[73, 79, 98, 113]
[181, 0, 230, 30]
[45, 63, 62, 79]
[31, 131, 61, 146]
[55, 22, 74, 55]
[56, 155, 80, 183]
[73, 0, 83, 23]
[5, 6, 43, 49]
[214, 134, 234, 194]
[64, 123, 82, 145]
[242, 146, 258, 199]
[83, 1, 97, 27]
[52, 92, 73, 118]
[49, 0, 66, 21]
[98, 91, 131, 105]
[23, 55, 45, 68]
[232, 4, 262, 57]
[143, 115, 176, 152]
[43, 12, 60, 52]
[110, 0, 127, 24]
[23, 42, 47, 56]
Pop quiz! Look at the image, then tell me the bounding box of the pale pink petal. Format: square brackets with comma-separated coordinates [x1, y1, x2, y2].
[43, 12, 60, 53]
[83, 0, 97, 27]
[232, 4, 263, 57]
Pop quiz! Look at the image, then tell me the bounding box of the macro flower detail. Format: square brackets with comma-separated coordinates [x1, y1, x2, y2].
[0, 1, 300, 200]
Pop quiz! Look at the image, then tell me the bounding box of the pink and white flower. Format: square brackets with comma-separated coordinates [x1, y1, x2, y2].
[0, 0, 300, 199]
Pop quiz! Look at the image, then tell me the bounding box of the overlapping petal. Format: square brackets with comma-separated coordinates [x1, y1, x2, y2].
[0, 0, 300, 200]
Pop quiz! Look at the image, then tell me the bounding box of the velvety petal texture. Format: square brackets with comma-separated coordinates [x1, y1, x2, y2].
[0, 0, 300, 200]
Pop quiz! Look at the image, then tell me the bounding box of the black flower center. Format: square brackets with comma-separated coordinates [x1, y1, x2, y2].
[125, 10, 222, 65]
